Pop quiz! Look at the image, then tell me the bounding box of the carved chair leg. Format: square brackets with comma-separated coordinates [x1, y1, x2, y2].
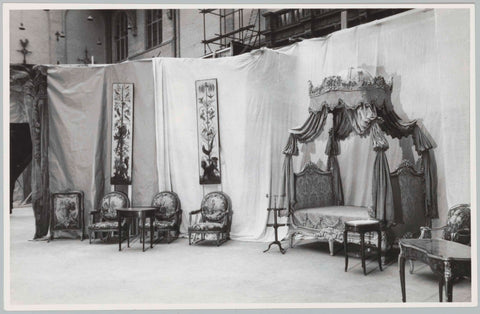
[328, 239, 335, 256]
[409, 260, 415, 274]
[344, 230, 348, 272]
[217, 232, 220, 246]
[290, 232, 295, 248]
[189, 232, 191, 245]
[89, 231, 92, 244]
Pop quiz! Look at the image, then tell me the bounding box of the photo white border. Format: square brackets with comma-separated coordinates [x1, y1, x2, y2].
[2, 1, 477, 312]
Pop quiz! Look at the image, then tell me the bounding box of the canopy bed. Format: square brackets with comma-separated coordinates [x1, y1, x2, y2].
[281, 67, 438, 255]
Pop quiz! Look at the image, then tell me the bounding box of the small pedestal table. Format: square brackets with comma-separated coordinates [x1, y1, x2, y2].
[117, 207, 156, 252]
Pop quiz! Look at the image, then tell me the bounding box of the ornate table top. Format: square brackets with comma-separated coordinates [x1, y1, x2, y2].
[399, 239, 470, 261]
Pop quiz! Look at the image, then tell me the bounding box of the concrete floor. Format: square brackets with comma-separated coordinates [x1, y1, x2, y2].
[7, 207, 472, 310]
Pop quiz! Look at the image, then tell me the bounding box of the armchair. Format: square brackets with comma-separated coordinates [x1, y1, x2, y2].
[88, 191, 130, 244]
[419, 204, 471, 245]
[188, 191, 232, 246]
[139, 191, 182, 243]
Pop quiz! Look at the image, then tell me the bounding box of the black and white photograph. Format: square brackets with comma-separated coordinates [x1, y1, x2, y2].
[4, 1, 476, 312]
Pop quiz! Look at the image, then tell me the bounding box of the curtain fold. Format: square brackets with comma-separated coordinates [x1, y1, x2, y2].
[325, 109, 344, 206]
[412, 125, 438, 219]
[28, 66, 50, 239]
[421, 150, 439, 219]
[279, 155, 294, 216]
[371, 150, 394, 223]
[345, 103, 378, 136]
[378, 104, 417, 139]
[283, 106, 329, 155]
[327, 155, 344, 206]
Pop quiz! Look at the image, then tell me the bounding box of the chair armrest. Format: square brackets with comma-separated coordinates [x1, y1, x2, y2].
[189, 209, 202, 226]
[89, 210, 101, 224]
[189, 209, 202, 215]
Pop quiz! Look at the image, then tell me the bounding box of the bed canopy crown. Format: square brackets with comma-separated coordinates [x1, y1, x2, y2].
[308, 67, 393, 112]
[281, 67, 438, 225]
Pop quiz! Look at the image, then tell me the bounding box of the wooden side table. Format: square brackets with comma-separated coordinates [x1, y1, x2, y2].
[344, 220, 382, 275]
[117, 207, 156, 252]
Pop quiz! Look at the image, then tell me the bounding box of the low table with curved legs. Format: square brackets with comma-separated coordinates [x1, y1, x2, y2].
[398, 238, 471, 302]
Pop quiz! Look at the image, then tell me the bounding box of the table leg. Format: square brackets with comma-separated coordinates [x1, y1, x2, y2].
[142, 214, 146, 252]
[439, 278, 443, 302]
[399, 252, 406, 302]
[127, 218, 130, 248]
[344, 230, 348, 272]
[377, 230, 383, 271]
[360, 232, 366, 275]
[444, 261, 453, 302]
[150, 215, 154, 248]
[118, 214, 122, 251]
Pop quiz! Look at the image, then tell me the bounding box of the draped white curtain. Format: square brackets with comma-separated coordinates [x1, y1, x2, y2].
[153, 50, 296, 241]
[47, 9, 470, 241]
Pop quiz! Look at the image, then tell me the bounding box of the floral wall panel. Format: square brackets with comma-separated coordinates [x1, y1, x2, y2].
[50, 191, 84, 240]
[111, 83, 134, 185]
[195, 79, 221, 185]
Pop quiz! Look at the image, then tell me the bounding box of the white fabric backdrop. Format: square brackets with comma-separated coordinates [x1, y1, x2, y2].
[277, 8, 471, 227]
[154, 50, 296, 240]
[47, 8, 470, 241]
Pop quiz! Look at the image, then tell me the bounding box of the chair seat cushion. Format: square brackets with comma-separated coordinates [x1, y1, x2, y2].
[345, 219, 380, 226]
[89, 221, 121, 230]
[189, 222, 225, 231]
[142, 220, 176, 229]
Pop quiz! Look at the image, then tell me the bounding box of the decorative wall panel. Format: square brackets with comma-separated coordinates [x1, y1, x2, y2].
[111, 83, 134, 185]
[195, 79, 221, 184]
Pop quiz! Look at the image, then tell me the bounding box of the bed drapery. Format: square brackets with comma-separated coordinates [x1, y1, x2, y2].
[281, 67, 438, 224]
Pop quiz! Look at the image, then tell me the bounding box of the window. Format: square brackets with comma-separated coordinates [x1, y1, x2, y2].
[115, 12, 129, 61]
[145, 10, 163, 49]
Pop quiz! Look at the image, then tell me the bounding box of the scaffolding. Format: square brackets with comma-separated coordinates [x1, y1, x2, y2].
[200, 9, 262, 57]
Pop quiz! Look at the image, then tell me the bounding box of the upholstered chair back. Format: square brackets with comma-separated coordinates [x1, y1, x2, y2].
[443, 204, 470, 243]
[99, 191, 130, 221]
[200, 191, 231, 225]
[152, 191, 181, 223]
